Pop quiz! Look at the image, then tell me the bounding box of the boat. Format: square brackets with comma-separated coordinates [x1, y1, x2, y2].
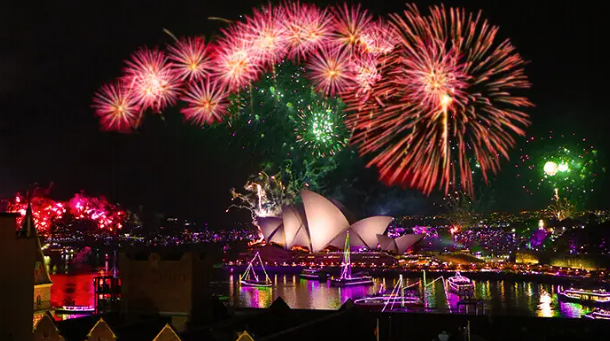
[354, 275, 422, 311]
[54, 305, 95, 314]
[447, 272, 475, 294]
[240, 251, 272, 287]
[584, 309, 610, 320]
[558, 288, 610, 305]
[300, 268, 325, 280]
[330, 231, 373, 287]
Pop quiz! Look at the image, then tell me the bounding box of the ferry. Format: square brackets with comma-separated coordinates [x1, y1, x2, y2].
[300, 268, 324, 280]
[329, 231, 374, 287]
[447, 272, 475, 294]
[584, 309, 610, 320]
[55, 305, 95, 314]
[558, 288, 610, 305]
[240, 252, 272, 287]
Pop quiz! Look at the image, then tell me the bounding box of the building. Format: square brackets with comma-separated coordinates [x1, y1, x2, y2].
[119, 251, 213, 331]
[376, 234, 425, 254]
[1, 204, 53, 341]
[18, 204, 55, 324]
[258, 190, 394, 252]
[257, 190, 423, 254]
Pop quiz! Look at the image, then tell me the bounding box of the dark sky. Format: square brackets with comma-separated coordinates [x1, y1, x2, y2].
[0, 0, 606, 224]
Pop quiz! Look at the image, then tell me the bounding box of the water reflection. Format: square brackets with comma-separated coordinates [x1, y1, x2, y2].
[221, 273, 595, 318]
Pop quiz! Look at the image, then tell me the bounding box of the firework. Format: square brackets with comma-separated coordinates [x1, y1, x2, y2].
[242, 4, 288, 66]
[68, 193, 125, 232]
[349, 5, 532, 196]
[181, 80, 229, 125]
[359, 18, 398, 55]
[167, 37, 212, 82]
[307, 47, 353, 96]
[282, 2, 335, 60]
[348, 53, 381, 100]
[214, 26, 262, 91]
[296, 99, 347, 156]
[331, 3, 372, 50]
[516, 132, 602, 200]
[124, 47, 182, 112]
[5, 191, 125, 233]
[93, 81, 140, 132]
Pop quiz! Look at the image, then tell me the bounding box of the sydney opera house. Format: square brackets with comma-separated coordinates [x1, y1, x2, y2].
[257, 190, 423, 254]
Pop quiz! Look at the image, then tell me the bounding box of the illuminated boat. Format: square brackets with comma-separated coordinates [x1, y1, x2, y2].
[584, 309, 610, 320]
[354, 295, 422, 309]
[300, 268, 325, 280]
[330, 231, 373, 287]
[355, 275, 423, 311]
[55, 305, 95, 314]
[354, 275, 421, 310]
[447, 272, 475, 294]
[240, 252, 272, 287]
[558, 288, 610, 305]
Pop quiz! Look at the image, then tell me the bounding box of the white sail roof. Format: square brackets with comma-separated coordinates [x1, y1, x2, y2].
[395, 234, 425, 254]
[258, 217, 283, 241]
[257, 190, 395, 252]
[282, 206, 310, 250]
[301, 189, 350, 252]
[350, 216, 393, 249]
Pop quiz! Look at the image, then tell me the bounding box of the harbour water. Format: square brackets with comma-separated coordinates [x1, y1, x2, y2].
[48, 269, 593, 319]
[215, 272, 593, 318]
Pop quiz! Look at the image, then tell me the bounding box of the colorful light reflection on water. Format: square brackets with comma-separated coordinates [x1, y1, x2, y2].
[219, 272, 595, 318]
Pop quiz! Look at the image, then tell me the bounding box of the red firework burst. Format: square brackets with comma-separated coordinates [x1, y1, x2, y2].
[123, 47, 182, 112]
[349, 5, 532, 196]
[282, 2, 335, 60]
[331, 3, 372, 51]
[168, 37, 212, 82]
[214, 26, 262, 91]
[242, 4, 288, 66]
[181, 79, 229, 125]
[93, 81, 140, 132]
[307, 47, 353, 96]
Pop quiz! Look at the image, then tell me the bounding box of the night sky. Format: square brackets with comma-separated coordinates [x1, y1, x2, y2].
[0, 0, 605, 224]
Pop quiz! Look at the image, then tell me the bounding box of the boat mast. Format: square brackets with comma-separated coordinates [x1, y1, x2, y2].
[340, 231, 352, 280]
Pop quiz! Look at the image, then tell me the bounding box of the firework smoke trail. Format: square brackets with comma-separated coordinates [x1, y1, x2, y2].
[181, 79, 229, 125]
[349, 4, 532, 196]
[93, 81, 140, 132]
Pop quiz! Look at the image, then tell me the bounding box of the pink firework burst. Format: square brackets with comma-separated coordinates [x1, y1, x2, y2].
[281, 2, 335, 60]
[307, 47, 353, 96]
[123, 47, 182, 112]
[167, 37, 212, 82]
[348, 53, 381, 100]
[214, 26, 262, 92]
[242, 4, 288, 66]
[331, 3, 372, 51]
[359, 18, 399, 55]
[181, 79, 229, 125]
[93, 81, 140, 132]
